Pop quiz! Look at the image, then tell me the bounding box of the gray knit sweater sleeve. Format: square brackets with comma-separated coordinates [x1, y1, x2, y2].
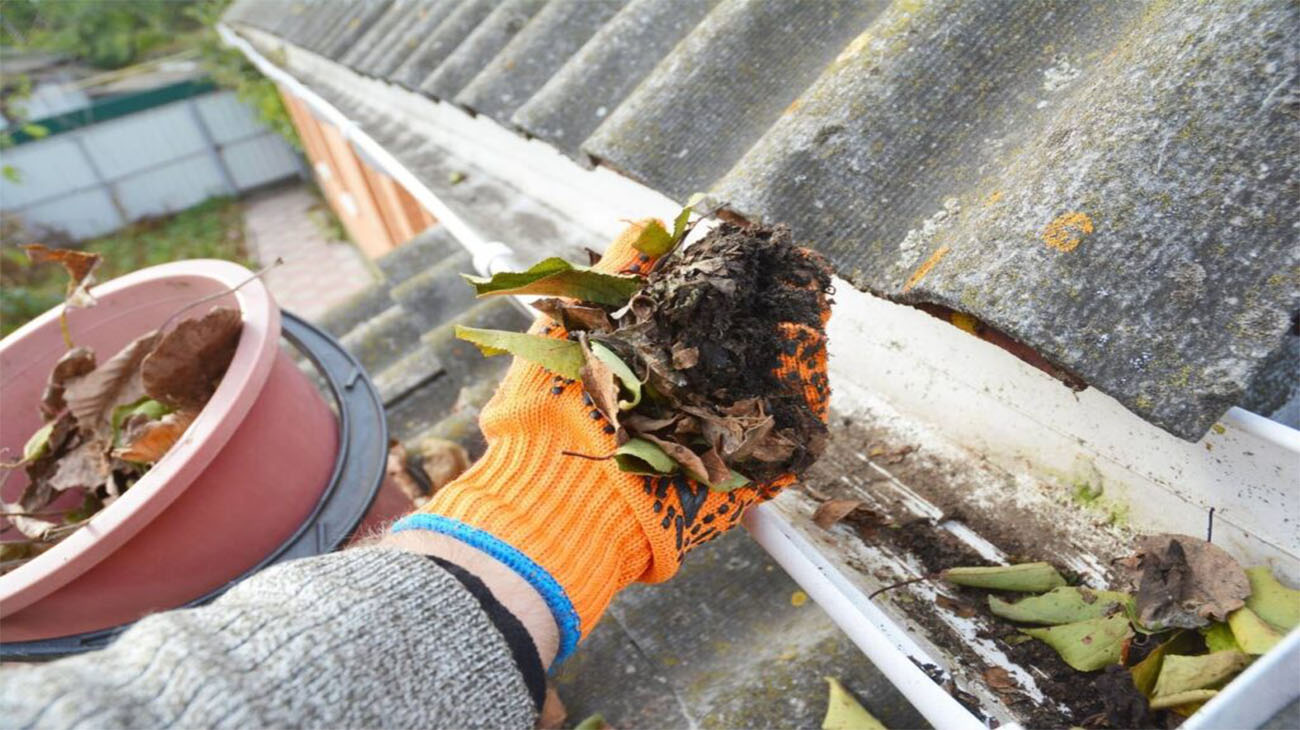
[0, 549, 538, 729]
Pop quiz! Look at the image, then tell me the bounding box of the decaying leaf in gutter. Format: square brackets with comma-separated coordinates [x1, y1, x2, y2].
[22, 244, 101, 307]
[1201, 622, 1241, 653]
[40, 347, 96, 419]
[114, 411, 196, 463]
[1244, 566, 1300, 631]
[572, 714, 612, 730]
[821, 677, 886, 730]
[1127, 533, 1250, 629]
[612, 438, 676, 475]
[1021, 614, 1133, 671]
[463, 258, 643, 307]
[413, 437, 470, 495]
[142, 306, 242, 410]
[988, 586, 1133, 625]
[1129, 630, 1201, 697]
[64, 330, 161, 435]
[813, 499, 871, 530]
[1152, 651, 1250, 698]
[940, 562, 1068, 593]
[1149, 689, 1218, 711]
[455, 326, 585, 379]
[1227, 607, 1282, 655]
[982, 666, 1017, 693]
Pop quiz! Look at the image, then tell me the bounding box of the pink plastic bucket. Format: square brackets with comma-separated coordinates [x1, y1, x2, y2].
[0, 260, 338, 642]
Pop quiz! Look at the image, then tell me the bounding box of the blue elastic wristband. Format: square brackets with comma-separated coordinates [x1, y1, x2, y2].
[391, 514, 581, 665]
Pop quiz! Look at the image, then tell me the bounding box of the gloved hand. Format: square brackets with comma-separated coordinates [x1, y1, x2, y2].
[392, 220, 830, 663]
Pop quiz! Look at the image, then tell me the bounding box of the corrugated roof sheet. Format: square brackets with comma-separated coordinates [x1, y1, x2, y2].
[224, 0, 1300, 441]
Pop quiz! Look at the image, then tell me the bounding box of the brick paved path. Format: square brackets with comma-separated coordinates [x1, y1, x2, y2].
[243, 184, 376, 322]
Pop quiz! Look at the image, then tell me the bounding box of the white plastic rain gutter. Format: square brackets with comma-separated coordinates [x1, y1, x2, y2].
[221, 23, 1299, 730]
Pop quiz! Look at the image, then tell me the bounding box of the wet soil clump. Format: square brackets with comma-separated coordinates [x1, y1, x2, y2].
[608, 222, 833, 481]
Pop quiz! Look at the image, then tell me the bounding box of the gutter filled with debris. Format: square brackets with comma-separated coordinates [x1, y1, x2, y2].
[221, 23, 1300, 729]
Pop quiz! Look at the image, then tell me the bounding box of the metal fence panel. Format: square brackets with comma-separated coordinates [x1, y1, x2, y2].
[0, 136, 99, 209]
[21, 188, 123, 240]
[221, 134, 302, 190]
[0, 89, 302, 241]
[114, 155, 229, 221]
[194, 90, 264, 144]
[80, 103, 210, 180]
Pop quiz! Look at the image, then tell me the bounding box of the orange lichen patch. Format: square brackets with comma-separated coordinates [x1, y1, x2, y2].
[986, 190, 1004, 205]
[782, 97, 803, 116]
[902, 245, 951, 293]
[1042, 211, 1094, 252]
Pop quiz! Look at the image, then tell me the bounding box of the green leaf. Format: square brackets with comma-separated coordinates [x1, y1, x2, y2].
[821, 677, 886, 730]
[1130, 631, 1200, 697]
[1149, 689, 1218, 711]
[630, 220, 675, 257]
[941, 562, 1068, 593]
[672, 204, 694, 243]
[23, 421, 56, 462]
[462, 258, 642, 307]
[710, 469, 751, 493]
[2, 164, 20, 183]
[21, 123, 49, 139]
[1153, 651, 1250, 698]
[988, 586, 1133, 625]
[454, 326, 585, 379]
[1228, 607, 1282, 655]
[1244, 566, 1300, 631]
[614, 438, 677, 475]
[111, 397, 170, 432]
[1021, 614, 1133, 671]
[573, 715, 607, 730]
[590, 341, 641, 409]
[1201, 622, 1242, 653]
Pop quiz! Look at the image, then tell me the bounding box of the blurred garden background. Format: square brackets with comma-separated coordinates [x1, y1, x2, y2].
[0, 0, 347, 336]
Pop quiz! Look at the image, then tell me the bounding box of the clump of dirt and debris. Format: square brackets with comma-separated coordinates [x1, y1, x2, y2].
[457, 211, 833, 489]
[2, 246, 245, 575]
[604, 222, 833, 481]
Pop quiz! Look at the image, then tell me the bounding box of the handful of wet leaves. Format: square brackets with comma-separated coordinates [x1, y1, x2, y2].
[937, 533, 1299, 725]
[455, 205, 832, 489]
[1, 246, 243, 575]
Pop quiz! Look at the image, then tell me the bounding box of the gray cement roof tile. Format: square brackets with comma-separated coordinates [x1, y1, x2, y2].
[419, 0, 546, 101]
[511, 0, 718, 163]
[454, 0, 627, 125]
[388, 0, 497, 89]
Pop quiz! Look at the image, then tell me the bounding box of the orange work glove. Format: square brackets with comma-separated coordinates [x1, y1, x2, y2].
[392, 221, 830, 663]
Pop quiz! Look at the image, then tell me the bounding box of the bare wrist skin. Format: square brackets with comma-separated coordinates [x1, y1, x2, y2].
[379, 530, 560, 667]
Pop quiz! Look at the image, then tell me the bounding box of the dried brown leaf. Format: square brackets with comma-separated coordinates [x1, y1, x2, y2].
[47, 437, 112, 492]
[1129, 533, 1250, 629]
[142, 306, 242, 410]
[532, 298, 614, 333]
[64, 330, 160, 435]
[538, 682, 567, 730]
[113, 411, 196, 463]
[2, 505, 58, 540]
[813, 499, 868, 529]
[622, 414, 679, 433]
[982, 666, 1017, 693]
[413, 437, 470, 495]
[935, 594, 978, 618]
[671, 344, 699, 369]
[698, 445, 730, 487]
[385, 441, 426, 507]
[579, 338, 620, 430]
[40, 347, 96, 420]
[641, 434, 710, 483]
[23, 244, 101, 307]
